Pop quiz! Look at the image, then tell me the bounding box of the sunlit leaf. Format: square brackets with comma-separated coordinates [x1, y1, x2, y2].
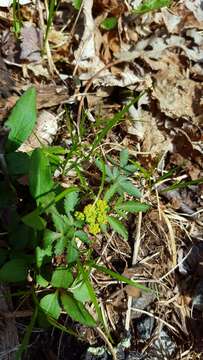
[72, 0, 82, 10]
[115, 201, 150, 213]
[51, 267, 73, 288]
[107, 216, 128, 240]
[120, 149, 129, 168]
[134, 0, 171, 14]
[100, 16, 117, 30]
[64, 191, 79, 213]
[29, 148, 53, 200]
[118, 178, 141, 198]
[40, 292, 61, 320]
[61, 292, 96, 326]
[5, 87, 37, 152]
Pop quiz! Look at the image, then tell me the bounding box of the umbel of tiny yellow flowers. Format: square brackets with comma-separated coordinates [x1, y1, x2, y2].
[75, 200, 108, 235]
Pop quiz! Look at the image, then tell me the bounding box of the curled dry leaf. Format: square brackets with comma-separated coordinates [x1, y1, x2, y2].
[19, 110, 58, 152]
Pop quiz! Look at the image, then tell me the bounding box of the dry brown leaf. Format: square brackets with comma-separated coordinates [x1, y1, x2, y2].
[20, 22, 42, 62]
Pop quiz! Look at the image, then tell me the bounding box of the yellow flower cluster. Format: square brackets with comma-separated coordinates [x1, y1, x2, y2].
[84, 199, 108, 235]
[74, 211, 85, 221]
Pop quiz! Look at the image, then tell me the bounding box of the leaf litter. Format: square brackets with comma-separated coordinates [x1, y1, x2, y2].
[0, 0, 203, 359]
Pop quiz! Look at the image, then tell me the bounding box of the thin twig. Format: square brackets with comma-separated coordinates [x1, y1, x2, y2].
[96, 327, 117, 360]
[125, 186, 144, 331]
[131, 307, 178, 333]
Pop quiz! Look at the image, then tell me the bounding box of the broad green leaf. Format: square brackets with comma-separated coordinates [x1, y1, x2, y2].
[36, 274, 49, 287]
[67, 239, 79, 263]
[64, 191, 79, 213]
[134, 0, 171, 14]
[40, 292, 61, 320]
[22, 209, 46, 230]
[51, 267, 73, 288]
[29, 148, 53, 200]
[120, 149, 129, 168]
[36, 246, 52, 268]
[0, 258, 28, 282]
[104, 183, 118, 201]
[72, 0, 82, 10]
[95, 159, 113, 179]
[61, 293, 96, 327]
[74, 230, 90, 244]
[100, 16, 117, 30]
[115, 201, 150, 213]
[71, 281, 91, 303]
[6, 152, 30, 175]
[107, 216, 128, 240]
[5, 87, 37, 152]
[118, 178, 141, 198]
[54, 236, 67, 256]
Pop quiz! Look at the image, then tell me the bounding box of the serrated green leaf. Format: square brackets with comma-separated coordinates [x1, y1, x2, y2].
[104, 183, 118, 201]
[116, 201, 150, 213]
[120, 149, 129, 167]
[67, 239, 79, 263]
[74, 230, 90, 244]
[124, 164, 138, 174]
[64, 191, 79, 214]
[118, 178, 141, 198]
[22, 209, 46, 230]
[43, 229, 60, 248]
[134, 0, 171, 14]
[100, 16, 117, 30]
[95, 158, 113, 179]
[40, 292, 61, 320]
[0, 258, 28, 282]
[107, 216, 128, 240]
[51, 208, 67, 234]
[29, 148, 53, 200]
[5, 87, 37, 152]
[54, 237, 67, 256]
[61, 293, 96, 327]
[36, 246, 52, 269]
[51, 267, 73, 288]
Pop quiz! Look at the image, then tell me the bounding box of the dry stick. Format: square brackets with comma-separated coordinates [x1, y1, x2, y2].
[130, 307, 178, 333]
[76, 59, 126, 138]
[96, 327, 117, 360]
[125, 209, 143, 331]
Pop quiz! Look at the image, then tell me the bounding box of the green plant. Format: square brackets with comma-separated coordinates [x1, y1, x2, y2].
[0, 87, 150, 357]
[133, 0, 172, 14]
[12, 0, 22, 36]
